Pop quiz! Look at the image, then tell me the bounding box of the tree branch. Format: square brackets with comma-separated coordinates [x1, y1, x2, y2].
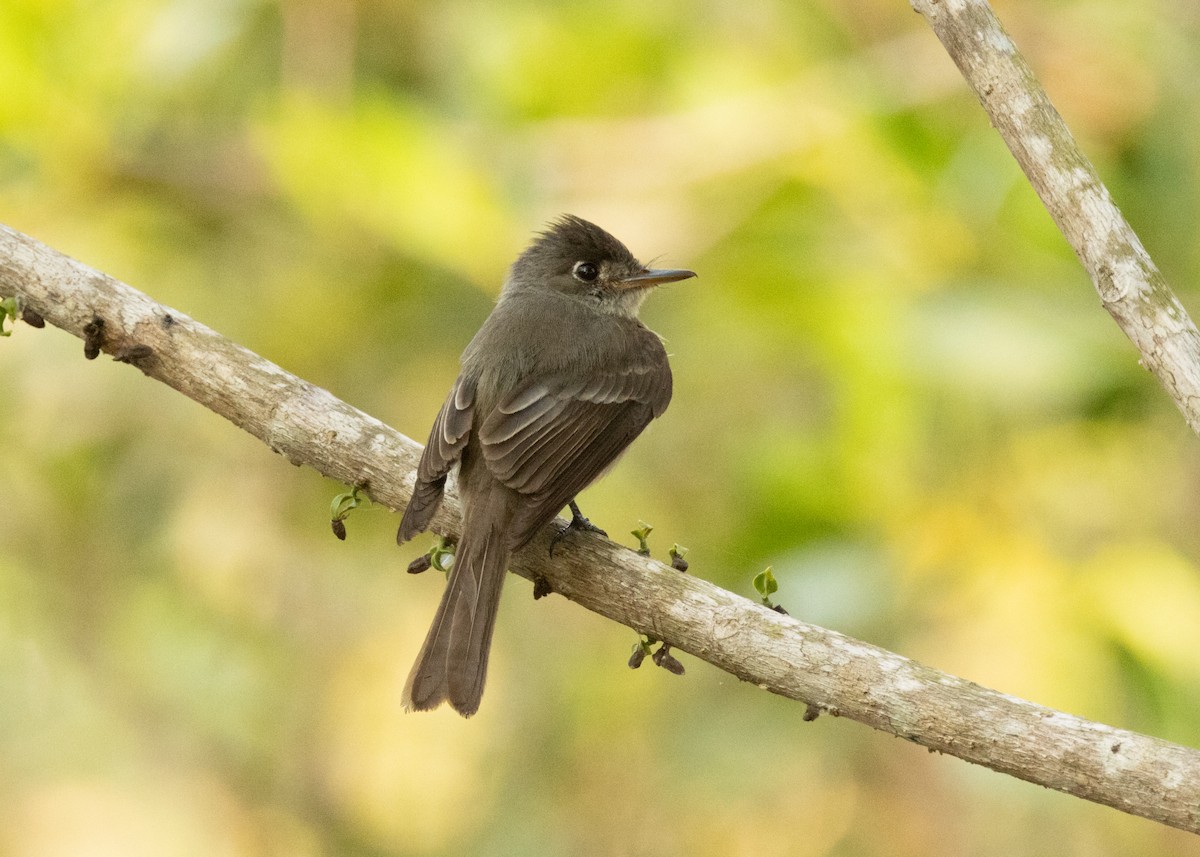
[3, 221, 1199, 831]
[910, 0, 1200, 433]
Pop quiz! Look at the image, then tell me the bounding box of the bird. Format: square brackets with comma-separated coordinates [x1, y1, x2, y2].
[397, 214, 695, 716]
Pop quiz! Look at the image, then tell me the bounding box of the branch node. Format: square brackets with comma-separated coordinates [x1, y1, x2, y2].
[113, 344, 155, 365]
[82, 316, 106, 360]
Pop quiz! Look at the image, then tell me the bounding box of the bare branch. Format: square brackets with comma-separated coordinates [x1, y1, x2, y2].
[910, 0, 1200, 433]
[3, 221, 1198, 831]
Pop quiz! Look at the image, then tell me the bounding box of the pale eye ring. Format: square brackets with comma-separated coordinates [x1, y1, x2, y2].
[573, 261, 600, 283]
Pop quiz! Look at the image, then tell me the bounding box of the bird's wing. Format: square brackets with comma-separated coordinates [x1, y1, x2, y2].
[478, 347, 671, 550]
[397, 373, 476, 543]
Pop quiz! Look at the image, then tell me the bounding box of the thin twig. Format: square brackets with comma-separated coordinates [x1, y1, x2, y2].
[2, 222, 1198, 831]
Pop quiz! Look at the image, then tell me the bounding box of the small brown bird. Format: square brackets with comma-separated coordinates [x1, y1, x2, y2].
[397, 215, 694, 716]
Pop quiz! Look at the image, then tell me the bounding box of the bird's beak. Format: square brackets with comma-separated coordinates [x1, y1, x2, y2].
[615, 268, 697, 291]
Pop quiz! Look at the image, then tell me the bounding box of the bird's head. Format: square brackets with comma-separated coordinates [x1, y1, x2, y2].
[506, 215, 695, 317]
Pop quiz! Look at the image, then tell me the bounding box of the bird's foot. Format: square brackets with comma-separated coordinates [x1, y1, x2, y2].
[567, 501, 607, 538]
[549, 500, 608, 556]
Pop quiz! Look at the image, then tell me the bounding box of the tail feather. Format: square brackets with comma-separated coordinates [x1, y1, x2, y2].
[403, 489, 511, 717]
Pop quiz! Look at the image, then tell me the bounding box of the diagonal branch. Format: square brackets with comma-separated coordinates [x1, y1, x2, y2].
[910, 0, 1200, 433]
[3, 222, 1199, 832]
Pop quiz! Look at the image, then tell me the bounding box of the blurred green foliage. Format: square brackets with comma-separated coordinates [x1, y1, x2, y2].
[4, 0, 1200, 854]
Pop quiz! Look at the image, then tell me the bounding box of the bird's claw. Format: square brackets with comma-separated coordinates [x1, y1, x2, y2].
[549, 501, 607, 556]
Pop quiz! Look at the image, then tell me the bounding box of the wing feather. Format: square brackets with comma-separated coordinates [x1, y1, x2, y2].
[397, 374, 477, 543]
[477, 339, 672, 550]
[506, 402, 655, 549]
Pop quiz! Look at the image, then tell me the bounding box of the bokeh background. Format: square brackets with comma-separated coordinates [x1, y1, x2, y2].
[4, 0, 1200, 854]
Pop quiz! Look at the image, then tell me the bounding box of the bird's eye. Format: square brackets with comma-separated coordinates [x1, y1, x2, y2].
[572, 261, 599, 283]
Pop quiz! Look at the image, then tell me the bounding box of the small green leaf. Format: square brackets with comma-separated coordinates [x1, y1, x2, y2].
[0, 296, 19, 337]
[330, 485, 368, 521]
[631, 521, 653, 556]
[329, 485, 371, 539]
[753, 566, 779, 600]
[428, 537, 456, 574]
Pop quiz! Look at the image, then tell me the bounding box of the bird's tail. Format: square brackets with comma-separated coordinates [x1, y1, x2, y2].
[403, 487, 512, 717]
